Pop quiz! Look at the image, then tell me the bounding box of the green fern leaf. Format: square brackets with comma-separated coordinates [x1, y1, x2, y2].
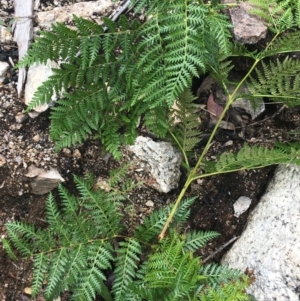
[183, 231, 219, 252]
[202, 143, 300, 175]
[170, 88, 201, 157]
[112, 239, 142, 301]
[247, 57, 300, 106]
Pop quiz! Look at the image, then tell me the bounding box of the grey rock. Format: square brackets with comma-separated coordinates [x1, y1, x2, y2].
[36, 1, 114, 29]
[0, 61, 9, 83]
[128, 136, 182, 193]
[222, 164, 300, 301]
[25, 165, 64, 195]
[229, 2, 268, 44]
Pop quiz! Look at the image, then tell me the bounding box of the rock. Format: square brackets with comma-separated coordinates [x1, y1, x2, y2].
[15, 112, 28, 123]
[0, 26, 13, 43]
[222, 164, 300, 301]
[25, 165, 64, 195]
[0, 61, 9, 83]
[229, 2, 268, 44]
[24, 59, 59, 113]
[145, 200, 154, 207]
[36, 1, 114, 29]
[128, 136, 182, 193]
[0, 155, 7, 167]
[233, 196, 251, 218]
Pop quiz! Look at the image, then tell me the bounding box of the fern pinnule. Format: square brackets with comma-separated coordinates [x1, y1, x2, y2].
[247, 57, 300, 106]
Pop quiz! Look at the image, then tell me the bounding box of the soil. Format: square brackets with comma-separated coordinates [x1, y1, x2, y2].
[1, 1, 300, 301]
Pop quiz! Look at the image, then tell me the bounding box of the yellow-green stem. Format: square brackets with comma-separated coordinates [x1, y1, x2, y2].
[159, 58, 263, 240]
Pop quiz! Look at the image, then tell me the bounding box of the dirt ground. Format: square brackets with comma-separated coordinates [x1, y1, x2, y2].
[1, 1, 300, 301]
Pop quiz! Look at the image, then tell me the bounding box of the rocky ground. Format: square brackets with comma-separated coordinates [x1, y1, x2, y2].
[1, 1, 300, 301]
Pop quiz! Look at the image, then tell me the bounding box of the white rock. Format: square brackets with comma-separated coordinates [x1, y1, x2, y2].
[233, 196, 251, 218]
[36, 1, 114, 29]
[229, 2, 268, 44]
[128, 136, 182, 193]
[0, 25, 13, 43]
[0, 61, 9, 83]
[24, 59, 59, 112]
[222, 164, 300, 301]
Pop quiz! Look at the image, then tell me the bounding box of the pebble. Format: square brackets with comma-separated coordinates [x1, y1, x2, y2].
[0, 155, 7, 167]
[15, 112, 28, 123]
[32, 134, 40, 142]
[145, 200, 154, 207]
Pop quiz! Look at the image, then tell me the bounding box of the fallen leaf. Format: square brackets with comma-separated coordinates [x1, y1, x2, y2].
[207, 92, 224, 120]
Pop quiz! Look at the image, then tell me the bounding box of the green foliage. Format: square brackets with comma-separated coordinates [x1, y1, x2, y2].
[18, 0, 232, 157]
[169, 88, 202, 167]
[9, 0, 300, 299]
[4, 174, 252, 301]
[202, 143, 300, 175]
[247, 57, 300, 105]
[249, 0, 300, 32]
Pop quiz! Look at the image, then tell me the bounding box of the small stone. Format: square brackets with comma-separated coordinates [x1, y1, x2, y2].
[145, 200, 154, 207]
[0, 155, 6, 167]
[62, 148, 71, 156]
[73, 149, 81, 159]
[24, 287, 32, 295]
[28, 111, 41, 118]
[0, 61, 9, 83]
[14, 156, 23, 165]
[9, 124, 23, 130]
[15, 112, 28, 123]
[0, 26, 13, 43]
[32, 134, 40, 142]
[233, 196, 252, 218]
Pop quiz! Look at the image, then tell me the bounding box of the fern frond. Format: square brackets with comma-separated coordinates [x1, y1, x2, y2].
[247, 56, 300, 106]
[71, 241, 114, 301]
[132, 1, 232, 108]
[260, 31, 300, 57]
[202, 143, 300, 175]
[199, 275, 251, 301]
[5, 222, 38, 256]
[249, 0, 297, 32]
[112, 239, 142, 301]
[32, 253, 48, 296]
[134, 209, 167, 243]
[173, 197, 197, 225]
[183, 231, 220, 252]
[136, 233, 200, 300]
[74, 175, 123, 236]
[169, 88, 201, 164]
[1, 238, 17, 260]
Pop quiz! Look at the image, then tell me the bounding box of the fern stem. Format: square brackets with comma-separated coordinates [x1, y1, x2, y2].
[159, 57, 263, 240]
[169, 130, 190, 167]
